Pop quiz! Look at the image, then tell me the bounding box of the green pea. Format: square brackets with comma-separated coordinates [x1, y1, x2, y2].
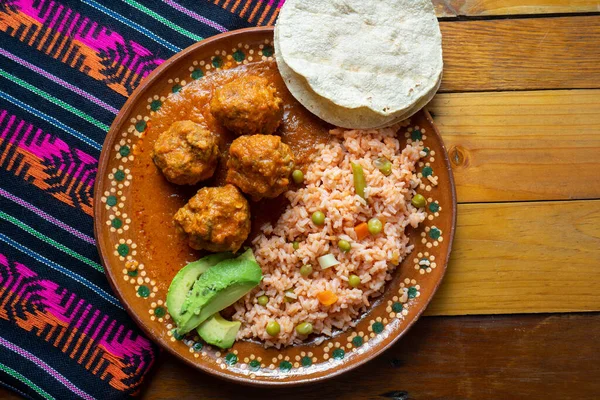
[257, 295, 269, 306]
[312, 211, 325, 225]
[295, 322, 313, 335]
[292, 169, 304, 184]
[338, 239, 351, 253]
[348, 274, 361, 288]
[292, 241, 300, 250]
[266, 321, 280, 336]
[300, 264, 313, 277]
[411, 194, 427, 208]
[374, 157, 392, 176]
[368, 217, 383, 235]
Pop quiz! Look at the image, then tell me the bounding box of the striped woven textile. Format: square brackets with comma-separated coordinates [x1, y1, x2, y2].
[0, 1, 280, 398]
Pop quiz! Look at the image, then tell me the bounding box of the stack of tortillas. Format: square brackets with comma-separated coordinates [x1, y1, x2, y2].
[274, 0, 443, 129]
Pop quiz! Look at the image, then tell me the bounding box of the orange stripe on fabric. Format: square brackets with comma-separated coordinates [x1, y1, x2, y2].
[223, 0, 232, 8]
[0, 286, 10, 320]
[240, 1, 252, 17]
[61, 329, 78, 353]
[35, 23, 54, 51]
[45, 325, 58, 341]
[53, 326, 67, 347]
[52, 35, 69, 58]
[100, 350, 129, 391]
[28, 25, 43, 46]
[46, 31, 62, 56]
[92, 353, 105, 374]
[85, 348, 100, 369]
[77, 339, 94, 363]
[267, 8, 279, 26]
[258, 4, 271, 26]
[0, 139, 11, 166]
[231, 0, 243, 13]
[248, 2, 263, 23]
[119, 65, 132, 85]
[6, 142, 24, 170]
[70, 334, 87, 359]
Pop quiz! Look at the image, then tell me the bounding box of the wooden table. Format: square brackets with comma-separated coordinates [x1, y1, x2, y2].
[3, 1, 599, 399]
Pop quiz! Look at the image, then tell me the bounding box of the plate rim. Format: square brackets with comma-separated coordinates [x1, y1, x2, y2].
[93, 26, 457, 386]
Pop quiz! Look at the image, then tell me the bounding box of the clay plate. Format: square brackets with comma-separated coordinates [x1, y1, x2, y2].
[94, 27, 457, 386]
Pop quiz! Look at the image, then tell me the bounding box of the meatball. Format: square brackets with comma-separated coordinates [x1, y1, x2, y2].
[152, 120, 218, 185]
[210, 75, 283, 136]
[226, 135, 294, 201]
[173, 184, 250, 252]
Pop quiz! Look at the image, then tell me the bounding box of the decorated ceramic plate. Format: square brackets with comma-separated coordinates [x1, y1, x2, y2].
[94, 27, 456, 385]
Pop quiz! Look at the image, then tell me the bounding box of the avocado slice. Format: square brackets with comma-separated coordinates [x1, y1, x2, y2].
[166, 252, 234, 326]
[196, 313, 241, 349]
[177, 248, 262, 334]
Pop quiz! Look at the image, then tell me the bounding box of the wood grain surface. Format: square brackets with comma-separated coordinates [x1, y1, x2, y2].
[434, 0, 600, 17]
[132, 313, 600, 399]
[427, 200, 600, 315]
[429, 89, 600, 202]
[438, 16, 600, 92]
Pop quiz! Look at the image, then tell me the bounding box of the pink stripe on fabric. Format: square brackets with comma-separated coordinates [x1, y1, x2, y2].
[46, 3, 63, 31]
[56, 8, 72, 32]
[1, 115, 16, 140]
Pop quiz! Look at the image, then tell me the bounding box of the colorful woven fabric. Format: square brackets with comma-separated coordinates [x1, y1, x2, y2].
[0, 1, 279, 398]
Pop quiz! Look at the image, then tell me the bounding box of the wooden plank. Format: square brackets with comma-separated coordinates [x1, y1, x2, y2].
[426, 200, 600, 315]
[429, 89, 600, 202]
[438, 16, 600, 92]
[434, 0, 600, 17]
[139, 314, 600, 399]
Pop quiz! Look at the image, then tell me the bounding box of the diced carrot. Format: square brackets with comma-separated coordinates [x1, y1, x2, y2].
[317, 290, 338, 306]
[354, 222, 369, 241]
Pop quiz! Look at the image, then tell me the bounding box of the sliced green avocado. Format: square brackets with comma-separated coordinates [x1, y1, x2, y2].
[177, 248, 262, 334]
[197, 313, 241, 349]
[166, 252, 233, 326]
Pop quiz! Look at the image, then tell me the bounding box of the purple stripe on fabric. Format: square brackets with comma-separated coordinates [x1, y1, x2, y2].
[0, 188, 96, 244]
[161, 0, 228, 33]
[0, 48, 120, 113]
[0, 336, 96, 400]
